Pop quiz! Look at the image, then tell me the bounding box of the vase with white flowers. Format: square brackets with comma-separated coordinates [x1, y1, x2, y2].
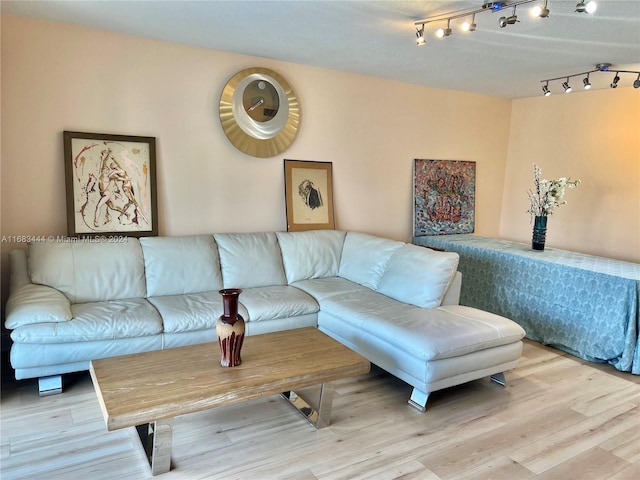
[527, 164, 580, 251]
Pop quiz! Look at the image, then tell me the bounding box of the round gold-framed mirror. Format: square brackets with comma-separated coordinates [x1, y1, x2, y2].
[219, 67, 300, 158]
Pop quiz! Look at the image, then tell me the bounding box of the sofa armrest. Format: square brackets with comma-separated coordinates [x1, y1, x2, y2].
[5, 284, 73, 329]
[441, 271, 462, 306]
[6, 249, 72, 329]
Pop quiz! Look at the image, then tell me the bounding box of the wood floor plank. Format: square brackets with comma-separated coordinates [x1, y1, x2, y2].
[508, 404, 639, 473]
[533, 447, 633, 480]
[598, 423, 640, 464]
[340, 458, 435, 480]
[448, 455, 534, 480]
[1, 339, 639, 479]
[606, 461, 640, 480]
[569, 383, 640, 417]
[416, 403, 584, 478]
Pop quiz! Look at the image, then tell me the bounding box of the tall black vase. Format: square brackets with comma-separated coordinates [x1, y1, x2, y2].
[532, 215, 548, 251]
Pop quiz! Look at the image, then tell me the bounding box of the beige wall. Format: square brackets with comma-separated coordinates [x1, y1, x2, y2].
[500, 88, 640, 262]
[2, 14, 637, 310]
[0, 14, 512, 288]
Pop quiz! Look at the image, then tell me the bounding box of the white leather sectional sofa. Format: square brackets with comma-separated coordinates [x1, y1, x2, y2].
[5, 230, 525, 410]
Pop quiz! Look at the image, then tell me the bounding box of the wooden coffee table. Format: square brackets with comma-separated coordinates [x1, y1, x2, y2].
[90, 327, 370, 475]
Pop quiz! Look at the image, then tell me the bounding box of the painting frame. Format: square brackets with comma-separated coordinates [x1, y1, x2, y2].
[284, 159, 335, 232]
[413, 159, 476, 236]
[63, 131, 158, 238]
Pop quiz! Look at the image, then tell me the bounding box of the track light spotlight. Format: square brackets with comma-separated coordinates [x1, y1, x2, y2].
[533, 1, 550, 17]
[462, 14, 477, 32]
[562, 80, 572, 93]
[436, 19, 452, 38]
[634, 74, 640, 89]
[498, 15, 518, 28]
[416, 25, 426, 45]
[575, 1, 597, 13]
[542, 83, 551, 96]
[583, 75, 591, 89]
[499, 6, 518, 28]
[534, 6, 550, 17]
[610, 73, 620, 88]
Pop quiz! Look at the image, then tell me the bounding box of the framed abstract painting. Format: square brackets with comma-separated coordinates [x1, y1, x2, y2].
[63, 131, 158, 237]
[414, 159, 475, 236]
[284, 159, 335, 231]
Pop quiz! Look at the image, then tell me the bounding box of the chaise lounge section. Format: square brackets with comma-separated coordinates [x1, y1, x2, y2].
[5, 230, 525, 410]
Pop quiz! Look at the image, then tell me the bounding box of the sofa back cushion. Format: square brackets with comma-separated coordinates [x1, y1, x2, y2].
[214, 232, 287, 288]
[338, 232, 404, 290]
[376, 244, 459, 308]
[140, 235, 223, 297]
[276, 230, 346, 283]
[28, 238, 146, 303]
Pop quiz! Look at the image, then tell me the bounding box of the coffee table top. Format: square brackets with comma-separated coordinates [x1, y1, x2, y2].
[90, 327, 370, 430]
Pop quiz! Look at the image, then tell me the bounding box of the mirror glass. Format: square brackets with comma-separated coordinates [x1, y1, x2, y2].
[242, 80, 279, 122]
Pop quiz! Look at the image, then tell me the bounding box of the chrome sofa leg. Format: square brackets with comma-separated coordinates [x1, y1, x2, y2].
[38, 375, 62, 396]
[408, 388, 429, 412]
[490, 372, 506, 387]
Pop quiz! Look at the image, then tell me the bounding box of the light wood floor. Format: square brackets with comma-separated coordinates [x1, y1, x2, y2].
[1, 339, 639, 480]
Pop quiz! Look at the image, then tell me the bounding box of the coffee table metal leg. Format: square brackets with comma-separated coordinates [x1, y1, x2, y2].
[281, 382, 335, 429]
[136, 418, 174, 475]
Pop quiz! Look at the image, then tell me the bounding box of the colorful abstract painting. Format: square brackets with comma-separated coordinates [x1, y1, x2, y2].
[414, 159, 475, 236]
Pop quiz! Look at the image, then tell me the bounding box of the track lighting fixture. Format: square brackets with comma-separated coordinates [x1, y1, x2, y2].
[575, 1, 597, 14]
[533, 0, 550, 17]
[416, 25, 426, 46]
[499, 6, 518, 27]
[610, 73, 620, 88]
[414, 0, 594, 46]
[540, 63, 640, 96]
[462, 14, 477, 32]
[436, 19, 452, 38]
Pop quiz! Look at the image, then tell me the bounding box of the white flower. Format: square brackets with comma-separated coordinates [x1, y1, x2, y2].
[527, 164, 580, 218]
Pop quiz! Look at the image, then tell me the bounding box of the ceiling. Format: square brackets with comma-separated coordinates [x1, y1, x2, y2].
[2, 0, 639, 98]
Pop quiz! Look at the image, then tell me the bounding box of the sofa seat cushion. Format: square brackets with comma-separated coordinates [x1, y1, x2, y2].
[10, 299, 162, 344]
[239, 286, 319, 322]
[147, 292, 240, 334]
[291, 277, 371, 302]
[318, 291, 525, 362]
